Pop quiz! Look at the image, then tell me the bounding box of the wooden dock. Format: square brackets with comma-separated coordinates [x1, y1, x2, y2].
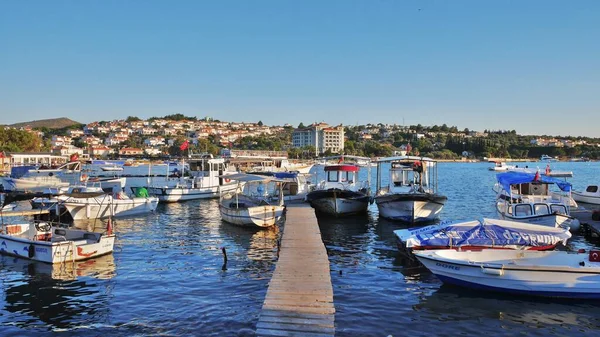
[573, 209, 600, 238]
[256, 204, 335, 337]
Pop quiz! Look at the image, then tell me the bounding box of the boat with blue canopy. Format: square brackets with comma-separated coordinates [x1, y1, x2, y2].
[494, 171, 579, 230]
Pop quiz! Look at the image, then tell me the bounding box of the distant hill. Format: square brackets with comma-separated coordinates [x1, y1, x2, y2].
[7, 117, 82, 130]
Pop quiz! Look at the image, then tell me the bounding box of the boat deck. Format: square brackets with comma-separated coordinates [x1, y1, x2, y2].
[256, 203, 335, 337]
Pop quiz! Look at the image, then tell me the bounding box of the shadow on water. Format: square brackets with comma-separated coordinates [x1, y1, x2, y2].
[0, 254, 116, 331]
[416, 285, 600, 329]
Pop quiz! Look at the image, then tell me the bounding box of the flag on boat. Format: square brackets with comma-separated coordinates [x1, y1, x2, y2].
[338, 155, 344, 163]
[180, 140, 189, 151]
[406, 143, 412, 154]
[534, 170, 541, 182]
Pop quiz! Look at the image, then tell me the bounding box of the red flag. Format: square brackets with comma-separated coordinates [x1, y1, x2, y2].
[406, 143, 412, 154]
[534, 170, 541, 182]
[338, 155, 344, 164]
[179, 140, 189, 151]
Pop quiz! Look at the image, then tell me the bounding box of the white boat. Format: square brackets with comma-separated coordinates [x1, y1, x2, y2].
[280, 159, 314, 174]
[374, 156, 447, 223]
[494, 171, 580, 230]
[62, 190, 158, 220]
[507, 164, 573, 178]
[148, 156, 238, 202]
[218, 173, 286, 228]
[83, 160, 184, 189]
[572, 185, 600, 205]
[0, 221, 115, 263]
[246, 171, 314, 203]
[2, 161, 83, 192]
[30, 184, 107, 209]
[414, 249, 600, 299]
[100, 165, 124, 172]
[540, 154, 559, 162]
[306, 156, 372, 216]
[488, 161, 515, 171]
[394, 218, 571, 253]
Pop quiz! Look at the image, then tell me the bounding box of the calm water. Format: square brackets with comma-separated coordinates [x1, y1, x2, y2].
[1, 161, 600, 336]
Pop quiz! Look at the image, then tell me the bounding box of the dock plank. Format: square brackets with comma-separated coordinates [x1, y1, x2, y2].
[257, 205, 335, 336]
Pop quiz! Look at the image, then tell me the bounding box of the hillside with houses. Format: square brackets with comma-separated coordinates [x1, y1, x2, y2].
[1, 115, 600, 161]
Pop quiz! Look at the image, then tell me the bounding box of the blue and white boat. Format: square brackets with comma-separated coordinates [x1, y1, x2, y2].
[494, 171, 580, 230]
[414, 249, 600, 299]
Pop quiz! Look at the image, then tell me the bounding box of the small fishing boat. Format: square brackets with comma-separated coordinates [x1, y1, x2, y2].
[0, 221, 115, 264]
[488, 161, 515, 171]
[306, 156, 372, 216]
[2, 161, 82, 192]
[572, 185, 600, 205]
[414, 249, 600, 299]
[394, 218, 571, 254]
[540, 154, 559, 162]
[246, 171, 314, 203]
[494, 171, 580, 230]
[62, 189, 158, 220]
[218, 173, 286, 228]
[147, 156, 237, 202]
[374, 156, 446, 223]
[100, 165, 124, 172]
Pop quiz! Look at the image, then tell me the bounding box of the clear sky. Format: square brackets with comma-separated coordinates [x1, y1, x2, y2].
[1, 1, 599, 137]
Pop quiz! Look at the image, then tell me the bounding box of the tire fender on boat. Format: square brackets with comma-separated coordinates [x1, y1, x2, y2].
[28, 244, 35, 258]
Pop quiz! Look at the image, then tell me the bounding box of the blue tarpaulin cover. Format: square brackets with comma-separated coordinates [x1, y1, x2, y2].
[496, 171, 571, 192]
[401, 218, 571, 249]
[10, 165, 36, 179]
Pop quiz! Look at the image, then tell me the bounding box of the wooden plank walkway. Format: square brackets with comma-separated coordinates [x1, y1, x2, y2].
[256, 204, 335, 337]
[573, 209, 600, 238]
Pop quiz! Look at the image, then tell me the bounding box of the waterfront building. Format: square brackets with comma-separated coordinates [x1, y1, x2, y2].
[292, 123, 344, 155]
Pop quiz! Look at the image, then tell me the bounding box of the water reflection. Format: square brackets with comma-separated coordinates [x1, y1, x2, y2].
[416, 285, 600, 330]
[218, 222, 279, 278]
[0, 254, 116, 330]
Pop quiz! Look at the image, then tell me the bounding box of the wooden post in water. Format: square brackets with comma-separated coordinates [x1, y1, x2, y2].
[256, 203, 335, 337]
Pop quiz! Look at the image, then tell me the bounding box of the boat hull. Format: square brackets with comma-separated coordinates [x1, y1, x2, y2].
[63, 196, 159, 219]
[306, 189, 370, 216]
[148, 183, 237, 202]
[3, 177, 69, 193]
[219, 204, 285, 228]
[572, 192, 600, 205]
[415, 250, 600, 299]
[497, 209, 580, 231]
[375, 193, 447, 222]
[0, 227, 115, 264]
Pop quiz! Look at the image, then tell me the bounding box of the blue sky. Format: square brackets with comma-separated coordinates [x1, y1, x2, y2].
[1, 1, 598, 137]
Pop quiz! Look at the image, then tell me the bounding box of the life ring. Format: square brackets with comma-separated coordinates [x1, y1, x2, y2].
[80, 174, 88, 182]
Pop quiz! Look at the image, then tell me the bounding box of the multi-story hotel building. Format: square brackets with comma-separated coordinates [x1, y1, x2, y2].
[292, 123, 344, 155]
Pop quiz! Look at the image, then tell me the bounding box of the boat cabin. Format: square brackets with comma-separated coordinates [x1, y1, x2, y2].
[389, 161, 430, 188]
[325, 165, 359, 184]
[505, 202, 569, 217]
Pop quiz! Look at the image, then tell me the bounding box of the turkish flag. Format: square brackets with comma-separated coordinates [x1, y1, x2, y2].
[533, 170, 541, 182]
[179, 140, 189, 151]
[406, 143, 412, 154]
[590, 250, 600, 262]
